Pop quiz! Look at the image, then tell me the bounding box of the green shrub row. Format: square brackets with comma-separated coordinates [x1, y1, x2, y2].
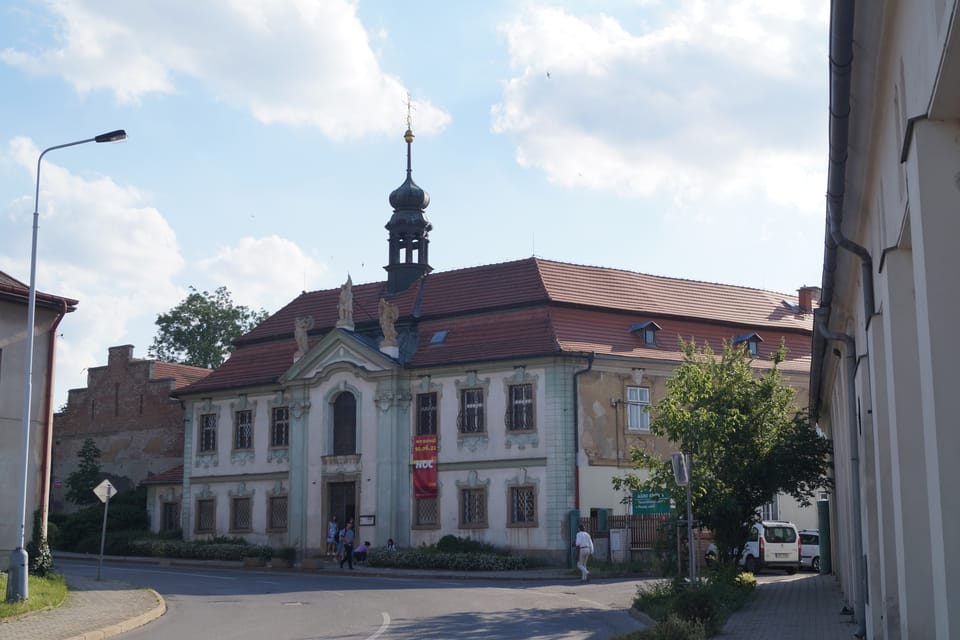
[367, 547, 527, 571]
[126, 539, 274, 561]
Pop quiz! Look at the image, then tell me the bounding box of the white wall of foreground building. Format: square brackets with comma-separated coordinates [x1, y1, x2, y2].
[812, 1, 960, 637]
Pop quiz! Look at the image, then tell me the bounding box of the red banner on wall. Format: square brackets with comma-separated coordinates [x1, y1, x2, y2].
[413, 435, 438, 499]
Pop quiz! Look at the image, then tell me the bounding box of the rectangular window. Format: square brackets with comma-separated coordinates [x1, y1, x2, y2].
[509, 486, 537, 526]
[506, 384, 534, 431]
[230, 497, 252, 532]
[199, 413, 217, 452]
[268, 496, 288, 531]
[626, 386, 650, 431]
[415, 497, 439, 527]
[195, 498, 216, 534]
[271, 406, 289, 447]
[161, 502, 180, 533]
[458, 389, 485, 434]
[416, 393, 438, 435]
[234, 410, 253, 450]
[460, 488, 487, 528]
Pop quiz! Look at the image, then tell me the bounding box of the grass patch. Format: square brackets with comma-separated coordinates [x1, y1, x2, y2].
[0, 573, 68, 619]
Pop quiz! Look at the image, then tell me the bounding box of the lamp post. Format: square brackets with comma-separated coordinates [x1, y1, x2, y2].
[6, 129, 126, 603]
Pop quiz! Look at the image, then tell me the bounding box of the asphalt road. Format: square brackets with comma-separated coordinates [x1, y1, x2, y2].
[58, 559, 649, 640]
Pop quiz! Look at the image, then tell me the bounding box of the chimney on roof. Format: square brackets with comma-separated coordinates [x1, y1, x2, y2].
[108, 344, 135, 366]
[797, 286, 820, 313]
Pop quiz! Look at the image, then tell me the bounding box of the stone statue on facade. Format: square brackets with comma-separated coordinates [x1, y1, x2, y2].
[378, 298, 399, 348]
[336, 275, 354, 330]
[294, 315, 314, 360]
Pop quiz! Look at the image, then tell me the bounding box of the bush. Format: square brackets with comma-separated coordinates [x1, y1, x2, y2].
[27, 537, 54, 577]
[634, 581, 678, 622]
[671, 585, 723, 635]
[637, 614, 707, 640]
[52, 487, 148, 552]
[367, 548, 527, 571]
[435, 534, 504, 555]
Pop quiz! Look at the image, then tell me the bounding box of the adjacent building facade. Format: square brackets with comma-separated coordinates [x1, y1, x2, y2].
[51, 345, 211, 514]
[810, 1, 960, 638]
[164, 128, 818, 560]
[0, 270, 76, 565]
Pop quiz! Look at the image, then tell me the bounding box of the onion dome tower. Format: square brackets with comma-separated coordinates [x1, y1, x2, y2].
[384, 125, 432, 294]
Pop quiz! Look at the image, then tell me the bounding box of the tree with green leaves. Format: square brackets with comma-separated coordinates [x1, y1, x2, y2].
[65, 438, 102, 506]
[149, 286, 269, 369]
[613, 339, 832, 566]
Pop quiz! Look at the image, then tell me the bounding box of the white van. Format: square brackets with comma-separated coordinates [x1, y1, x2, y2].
[738, 520, 801, 574]
[799, 529, 821, 572]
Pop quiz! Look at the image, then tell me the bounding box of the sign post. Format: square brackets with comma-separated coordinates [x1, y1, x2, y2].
[93, 479, 115, 581]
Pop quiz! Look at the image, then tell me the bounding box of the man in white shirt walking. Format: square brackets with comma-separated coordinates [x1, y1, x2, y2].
[574, 524, 594, 582]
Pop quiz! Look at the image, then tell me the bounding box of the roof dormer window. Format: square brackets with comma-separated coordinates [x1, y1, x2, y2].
[733, 332, 763, 356]
[629, 321, 662, 347]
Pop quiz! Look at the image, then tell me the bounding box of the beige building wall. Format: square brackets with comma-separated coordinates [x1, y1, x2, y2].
[812, 2, 960, 637]
[0, 299, 64, 565]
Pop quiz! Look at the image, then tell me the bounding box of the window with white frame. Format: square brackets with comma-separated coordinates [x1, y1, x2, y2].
[459, 487, 487, 528]
[199, 413, 217, 452]
[234, 410, 253, 450]
[458, 389, 485, 434]
[506, 384, 534, 431]
[626, 386, 650, 431]
[271, 406, 289, 447]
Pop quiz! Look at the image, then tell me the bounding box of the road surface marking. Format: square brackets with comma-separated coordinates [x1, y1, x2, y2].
[365, 612, 391, 640]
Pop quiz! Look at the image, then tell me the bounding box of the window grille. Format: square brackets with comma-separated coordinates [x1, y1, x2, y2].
[415, 497, 439, 526]
[234, 410, 253, 450]
[231, 497, 251, 531]
[626, 386, 650, 431]
[271, 406, 290, 447]
[460, 488, 487, 527]
[196, 498, 216, 533]
[417, 393, 437, 435]
[506, 384, 534, 431]
[457, 389, 484, 434]
[269, 496, 288, 531]
[199, 414, 217, 452]
[509, 486, 536, 525]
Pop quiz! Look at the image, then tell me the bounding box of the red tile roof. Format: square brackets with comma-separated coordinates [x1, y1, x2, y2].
[0, 269, 79, 311]
[141, 464, 183, 485]
[150, 362, 213, 389]
[178, 258, 814, 394]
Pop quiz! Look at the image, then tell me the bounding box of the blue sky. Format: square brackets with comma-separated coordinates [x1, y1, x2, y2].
[0, 0, 829, 404]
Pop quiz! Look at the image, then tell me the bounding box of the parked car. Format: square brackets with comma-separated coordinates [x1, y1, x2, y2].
[799, 528, 821, 572]
[737, 520, 800, 574]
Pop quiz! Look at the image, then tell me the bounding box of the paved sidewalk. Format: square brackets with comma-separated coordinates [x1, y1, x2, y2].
[0, 573, 164, 640]
[719, 573, 859, 639]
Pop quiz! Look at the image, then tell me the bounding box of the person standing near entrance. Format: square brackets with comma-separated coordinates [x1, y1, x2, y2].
[326, 515, 338, 557]
[574, 524, 594, 582]
[339, 522, 356, 569]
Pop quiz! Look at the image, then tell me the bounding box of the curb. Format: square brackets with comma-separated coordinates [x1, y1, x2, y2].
[64, 589, 166, 640]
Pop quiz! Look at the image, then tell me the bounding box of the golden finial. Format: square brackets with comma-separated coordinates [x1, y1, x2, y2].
[404, 92, 416, 143]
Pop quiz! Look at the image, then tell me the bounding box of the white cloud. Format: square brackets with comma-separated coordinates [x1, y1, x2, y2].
[1, 136, 185, 399]
[196, 235, 329, 313]
[0, 0, 451, 138]
[493, 2, 828, 215]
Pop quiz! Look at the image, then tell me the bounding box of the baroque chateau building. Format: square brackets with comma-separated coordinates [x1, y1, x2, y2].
[154, 127, 816, 559]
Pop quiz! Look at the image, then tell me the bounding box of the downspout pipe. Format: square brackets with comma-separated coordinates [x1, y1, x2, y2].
[38, 300, 68, 542]
[572, 353, 595, 510]
[816, 308, 867, 638]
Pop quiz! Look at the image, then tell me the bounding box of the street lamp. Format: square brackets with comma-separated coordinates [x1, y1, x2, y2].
[6, 129, 127, 602]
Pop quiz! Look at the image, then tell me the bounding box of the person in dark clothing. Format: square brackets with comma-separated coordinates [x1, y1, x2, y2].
[339, 522, 355, 569]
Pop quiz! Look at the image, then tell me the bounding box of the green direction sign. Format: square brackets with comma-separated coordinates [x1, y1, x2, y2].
[632, 490, 671, 515]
